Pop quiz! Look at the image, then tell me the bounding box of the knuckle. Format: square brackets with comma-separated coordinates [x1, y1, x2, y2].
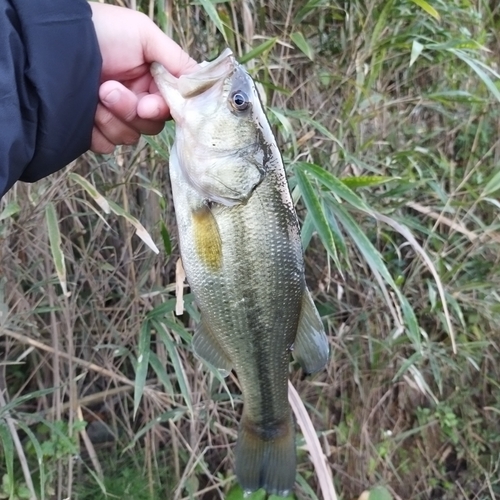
[91, 128, 115, 154]
[95, 106, 115, 128]
[122, 130, 141, 145]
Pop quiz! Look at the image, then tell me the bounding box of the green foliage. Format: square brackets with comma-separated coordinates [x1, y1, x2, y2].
[226, 484, 295, 500]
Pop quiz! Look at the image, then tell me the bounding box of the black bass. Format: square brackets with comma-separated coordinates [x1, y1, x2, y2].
[152, 49, 329, 496]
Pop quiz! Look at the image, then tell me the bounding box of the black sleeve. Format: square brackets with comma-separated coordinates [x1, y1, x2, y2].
[0, 0, 102, 198]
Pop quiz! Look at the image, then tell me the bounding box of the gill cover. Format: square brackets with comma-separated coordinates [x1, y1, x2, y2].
[152, 49, 265, 206]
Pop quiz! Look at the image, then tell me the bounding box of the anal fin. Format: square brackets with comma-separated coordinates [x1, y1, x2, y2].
[192, 319, 232, 377]
[292, 288, 329, 374]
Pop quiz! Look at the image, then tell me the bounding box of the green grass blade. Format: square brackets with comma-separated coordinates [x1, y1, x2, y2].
[0, 389, 57, 419]
[134, 320, 151, 418]
[0, 423, 15, 498]
[16, 421, 46, 500]
[152, 319, 193, 415]
[148, 351, 175, 397]
[481, 170, 500, 197]
[45, 202, 69, 297]
[330, 203, 421, 347]
[126, 409, 185, 450]
[295, 168, 340, 269]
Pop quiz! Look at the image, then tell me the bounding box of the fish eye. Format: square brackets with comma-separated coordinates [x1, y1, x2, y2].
[231, 91, 249, 111]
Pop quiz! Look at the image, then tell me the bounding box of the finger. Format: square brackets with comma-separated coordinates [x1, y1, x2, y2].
[100, 81, 139, 123]
[127, 72, 156, 94]
[94, 103, 141, 146]
[100, 81, 168, 127]
[136, 94, 170, 121]
[91, 126, 116, 154]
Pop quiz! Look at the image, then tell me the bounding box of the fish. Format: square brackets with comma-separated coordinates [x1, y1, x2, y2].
[151, 48, 329, 496]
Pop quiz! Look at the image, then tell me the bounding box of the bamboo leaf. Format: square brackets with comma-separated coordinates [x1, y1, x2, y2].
[198, 0, 229, 44]
[410, 40, 424, 67]
[290, 31, 315, 60]
[148, 351, 174, 397]
[341, 175, 398, 189]
[330, 203, 421, 347]
[368, 485, 393, 500]
[153, 319, 193, 415]
[295, 169, 339, 268]
[108, 200, 159, 254]
[482, 170, 500, 197]
[160, 221, 172, 255]
[410, 0, 440, 20]
[0, 423, 15, 498]
[239, 38, 278, 64]
[68, 173, 110, 214]
[268, 108, 295, 142]
[296, 162, 373, 213]
[449, 49, 500, 102]
[0, 201, 20, 222]
[285, 111, 344, 148]
[45, 202, 69, 297]
[294, 0, 327, 24]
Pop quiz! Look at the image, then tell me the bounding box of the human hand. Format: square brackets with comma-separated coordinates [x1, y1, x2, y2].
[89, 2, 197, 154]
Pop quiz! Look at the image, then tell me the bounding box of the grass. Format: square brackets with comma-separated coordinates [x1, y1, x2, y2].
[1, 0, 500, 498]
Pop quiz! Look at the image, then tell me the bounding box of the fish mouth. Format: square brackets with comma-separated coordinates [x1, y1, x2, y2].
[176, 48, 236, 98]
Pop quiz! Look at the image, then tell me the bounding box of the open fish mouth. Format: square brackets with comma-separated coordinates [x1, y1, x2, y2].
[151, 48, 236, 101]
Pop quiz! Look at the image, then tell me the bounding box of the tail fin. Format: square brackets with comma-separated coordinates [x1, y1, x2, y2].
[235, 414, 296, 496]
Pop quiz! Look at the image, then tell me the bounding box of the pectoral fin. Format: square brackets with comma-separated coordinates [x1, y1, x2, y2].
[192, 205, 222, 271]
[292, 289, 329, 374]
[192, 319, 232, 377]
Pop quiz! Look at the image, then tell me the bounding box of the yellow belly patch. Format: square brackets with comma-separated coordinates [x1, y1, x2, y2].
[192, 205, 222, 270]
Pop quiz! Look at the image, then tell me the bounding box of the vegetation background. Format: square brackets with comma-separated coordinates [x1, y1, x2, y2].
[1, 0, 500, 498]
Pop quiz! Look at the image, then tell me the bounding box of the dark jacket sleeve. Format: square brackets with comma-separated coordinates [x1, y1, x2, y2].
[0, 0, 102, 198]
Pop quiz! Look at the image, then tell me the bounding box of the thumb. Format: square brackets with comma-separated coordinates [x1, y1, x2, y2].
[142, 24, 198, 77]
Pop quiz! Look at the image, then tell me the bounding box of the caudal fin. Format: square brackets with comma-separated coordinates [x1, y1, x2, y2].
[235, 414, 296, 496]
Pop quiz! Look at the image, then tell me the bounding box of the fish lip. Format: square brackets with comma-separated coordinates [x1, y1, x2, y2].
[176, 48, 237, 98]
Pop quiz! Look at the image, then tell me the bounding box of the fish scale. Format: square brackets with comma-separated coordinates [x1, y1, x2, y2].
[152, 48, 330, 496]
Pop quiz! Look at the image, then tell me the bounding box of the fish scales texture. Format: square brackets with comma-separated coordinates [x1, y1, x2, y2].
[152, 48, 329, 496]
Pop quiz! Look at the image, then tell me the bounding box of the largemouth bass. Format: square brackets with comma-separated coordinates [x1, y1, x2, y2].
[152, 49, 329, 496]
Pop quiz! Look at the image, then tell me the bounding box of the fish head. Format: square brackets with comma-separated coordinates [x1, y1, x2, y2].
[152, 49, 278, 206]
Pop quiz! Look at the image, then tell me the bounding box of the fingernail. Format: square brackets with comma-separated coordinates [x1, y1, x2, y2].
[102, 89, 120, 105]
[151, 105, 161, 118]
